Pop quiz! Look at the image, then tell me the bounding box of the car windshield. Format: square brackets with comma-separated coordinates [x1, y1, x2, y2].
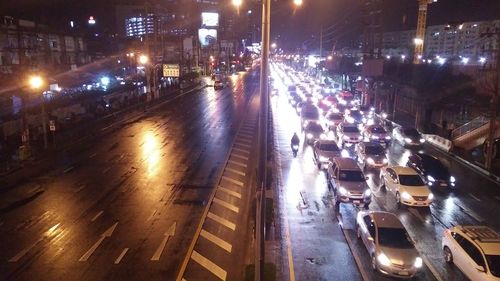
[302, 110, 319, 119]
[422, 157, 450, 178]
[486, 255, 500, 277]
[351, 111, 363, 119]
[371, 126, 386, 133]
[344, 126, 359, 133]
[288, 86, 297, 91]
[328, 114, 342, 120]
[338, 170, 365, 181]
[378, 227, 414, 249]
[365, 146, 385, 155]
[306, 123, 323, 132]
[398, 175, 425, 186]
[403, 128, 420, 137]
[320, 144, 339, 151]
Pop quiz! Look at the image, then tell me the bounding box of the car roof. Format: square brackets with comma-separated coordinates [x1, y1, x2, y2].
[362, 211, 404, 229]
[390, 166, 419, 175]
[333, 157, 359, 170]
[453, 226, 500, 255]
[318, 140, 338, 145]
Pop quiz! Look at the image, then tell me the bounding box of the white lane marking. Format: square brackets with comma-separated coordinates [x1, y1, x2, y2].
[235, 138, 252, 144]
[200, 229, 232, 253]
[79, 222, 118, 262]
[421, 253, 445, 281]
[151, 222, 176, 261]
[191, 250, 227, 281]
[232, 147, 249, 154]
[102, 167, 112, 174]
[222, 176, 244, 187]
[234, 142, 251, 148]
[469, 193, 481, 202]
[9, 223, 61, 262]
[342, 227, 370, 281]
[147, 209, 158, 221]
[232, 154, 249, 161]
[408, 208, 426, 223]
[228, 160, 247, 168]
[89, 153, 97, 158]
[63, 166, 74, 173]
[207, 212, 236, 231]
[225, 167, 246, 176]
[91, 210, 104, 222]
[213, 198, 239, 213]
[74, 184, 86, 193]
[114, 248, 129, 264]
[455, 203, 484, 222]
[218, 186, 242, 199]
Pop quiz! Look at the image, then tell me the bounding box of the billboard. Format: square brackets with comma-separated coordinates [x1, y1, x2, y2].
[163, 64, 180, 77]
[198, 28, 217, 47]
[201, 12, 219, 27]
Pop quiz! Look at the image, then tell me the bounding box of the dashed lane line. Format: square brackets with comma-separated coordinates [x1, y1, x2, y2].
[232, 147, 249, 154]
[91, 210, 104, 222]
[221, 176, 244, 187]
[228, 160, 247, 168]
[232, 154, 249, 161]
[218, 186, 242, 199]
[200, 229, 232, 253]
[207, 212, 236, 231]
[234, 142, 251, 148]
[191, 250, 227, 281]
[213, 198, 239, 213]
[114, 248, 129, 264]
[225, 167, 246, 176]
[468, 193, 481, 202]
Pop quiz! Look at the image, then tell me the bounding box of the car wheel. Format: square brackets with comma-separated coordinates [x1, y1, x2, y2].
[371, 254, 378, 271]
[443, 247, 453, 264]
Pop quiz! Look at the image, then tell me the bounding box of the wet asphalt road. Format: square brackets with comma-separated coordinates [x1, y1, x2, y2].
[0, 71, 259, 281]
[271, 63, 500, 281]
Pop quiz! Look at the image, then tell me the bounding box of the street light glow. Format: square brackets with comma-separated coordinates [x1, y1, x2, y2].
[461, 57, 469, 64]
[232, 0, 242, 7]
[327, 55, 333, 61]
[413, 38, 423, 45]
[479, 57, 486, 64]
[139, 55, 149, 64]
[271, 43, 277, 49]
[29, 75, 44, 89]
[293, 0, 303, 6]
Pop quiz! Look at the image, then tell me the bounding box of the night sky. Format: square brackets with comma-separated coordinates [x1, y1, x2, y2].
[1, 0, 499, 49]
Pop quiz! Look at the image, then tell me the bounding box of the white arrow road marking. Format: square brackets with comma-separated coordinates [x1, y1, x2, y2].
[114, 248, 129, 264]
[151, 222, 176, 261]
[79, 222, 118, 262]
[9, 223, 61, 262]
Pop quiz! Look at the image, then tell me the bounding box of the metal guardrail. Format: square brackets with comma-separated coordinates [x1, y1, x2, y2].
[451, 116, 489, 139]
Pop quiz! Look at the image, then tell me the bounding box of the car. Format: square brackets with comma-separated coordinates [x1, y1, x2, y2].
[326, 157, 371, 208]
[323, 112, 344, 131]
[356, 211, 423, 278]
[318, 96, 337, 114]
[345, 109, 365, 124]
[406, 152, 456, 188]
[393, 126, 425, 147]
[364, 125, 392, 145]
[337, 122, 363, 147]
[214, 80, 224, 90]
[442, 225, 500, 281]
[355, 142, 389, 170]
[381, 166, 433, 207]
[300, 106, 320, 129]
[304, 122, 326, 145]
[313, 140, 342, 169]
[289, 94, 302, 107]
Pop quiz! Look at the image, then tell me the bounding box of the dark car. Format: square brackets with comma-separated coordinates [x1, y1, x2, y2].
[393, 127, 425, 147]
[406, 153, 456, 188]
[304, 123, 326, 145]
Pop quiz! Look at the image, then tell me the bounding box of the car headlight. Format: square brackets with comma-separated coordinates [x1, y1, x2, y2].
[381, 113, 388, 119]
[427, 175, 435, 182]
[364, 189, 372, 197]
[307, 133, 313, 139]
[414, 257, 423, 268]
[382, 158, 388, 164]
[371, 135, 379, 140]
[366, 157, 375, 164]
[428, 193, 434, 200]
[404, 138, 412, 143]
[450, 176, 456, 183]
[320, 133, 327, 140]
[342, 135, 350, 140]
[377, 253, 391, 267]
[401, 191, 412, 200]
[362, 117, 367, 123]
[338, 187, 348, 196]
[319, 155, 328, 162]
[346, 117, 354, 123]
[385, 136, 391, 140]
[419, 138, 425, 143]
[357, 135, 363, 140]
[341, 149, 349, 157]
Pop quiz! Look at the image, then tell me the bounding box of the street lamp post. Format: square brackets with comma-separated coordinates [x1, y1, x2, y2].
[29, 75, 48, 149]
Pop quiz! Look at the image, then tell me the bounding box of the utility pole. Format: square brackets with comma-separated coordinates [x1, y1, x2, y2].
[483, 28, 500, 170]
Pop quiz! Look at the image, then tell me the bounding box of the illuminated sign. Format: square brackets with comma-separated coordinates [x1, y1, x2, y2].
[163, 64, 180, 77]
[198, 29, 217, 47]
[201, 12, 219, 27]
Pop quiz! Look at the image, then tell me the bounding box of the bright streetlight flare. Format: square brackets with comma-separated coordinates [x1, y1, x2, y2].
[232, 0, 242, 7]
[29, 75, 44, 89]
[293, 0, 303, 6]
[271, 43, 277, 49]
[138, 55, 149, 65]
[413, 38, 423, 45]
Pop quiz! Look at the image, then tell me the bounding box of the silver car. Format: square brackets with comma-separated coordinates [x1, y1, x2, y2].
[326, 157, 371, 208]
[355, 142, 389, 170]
[313, 140, 341, 169]
[356, 211, 423, 278]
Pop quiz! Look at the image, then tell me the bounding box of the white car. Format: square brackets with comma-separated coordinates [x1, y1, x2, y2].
[442, 225, 500, 281]
[381, 166, 433, 207]
[337, 122, 363, 147]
